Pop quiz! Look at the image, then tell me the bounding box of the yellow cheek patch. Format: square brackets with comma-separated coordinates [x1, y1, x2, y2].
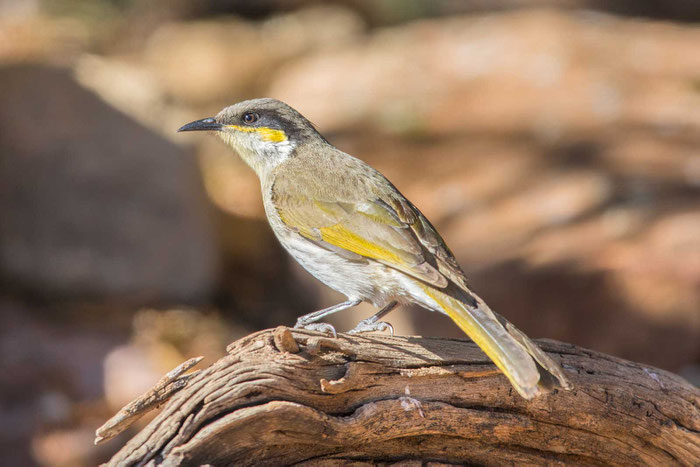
[226, 125, 287, 143]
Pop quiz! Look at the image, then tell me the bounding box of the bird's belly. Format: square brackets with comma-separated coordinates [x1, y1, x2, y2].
[275, 230, 401, 306]
[262, 189, 408, 307]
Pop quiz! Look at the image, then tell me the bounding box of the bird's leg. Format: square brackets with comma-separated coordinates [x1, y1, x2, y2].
[348, 301, 398, 335]
[294, 299, 362, 337]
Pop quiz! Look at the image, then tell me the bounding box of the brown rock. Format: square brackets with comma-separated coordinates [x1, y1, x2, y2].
[0, 65, 218, 303]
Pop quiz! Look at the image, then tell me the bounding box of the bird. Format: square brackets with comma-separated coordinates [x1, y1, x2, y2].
[178, 98, 571, 399]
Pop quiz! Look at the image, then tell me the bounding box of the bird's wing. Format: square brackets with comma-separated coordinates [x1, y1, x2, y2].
[273, 187, 470, 290]
[271, 166, 571, 399]
[386, 195, 473, 291]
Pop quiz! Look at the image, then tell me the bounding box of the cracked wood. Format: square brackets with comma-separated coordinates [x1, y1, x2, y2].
[103, 327, 700, 466]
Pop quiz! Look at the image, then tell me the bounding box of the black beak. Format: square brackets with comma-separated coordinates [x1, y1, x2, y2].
[178, 117, 223, 132]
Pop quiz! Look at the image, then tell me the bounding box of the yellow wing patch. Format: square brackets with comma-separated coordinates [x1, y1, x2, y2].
[275, 197, 448, 287]
[226, 125, 287, 143]
[319, 224, 403, 265]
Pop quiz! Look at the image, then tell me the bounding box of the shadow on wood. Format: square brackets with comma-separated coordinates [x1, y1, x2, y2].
[102, 327, 699, 466]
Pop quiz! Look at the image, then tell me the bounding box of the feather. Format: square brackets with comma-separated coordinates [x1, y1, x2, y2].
[269, 145, 570, 397]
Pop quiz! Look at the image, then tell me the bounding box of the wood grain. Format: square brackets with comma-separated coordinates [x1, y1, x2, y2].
[103, 327, 700, 466]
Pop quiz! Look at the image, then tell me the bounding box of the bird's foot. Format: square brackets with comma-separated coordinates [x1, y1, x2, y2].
[294, 321, 337, 338]
[348, 319, 394, 336]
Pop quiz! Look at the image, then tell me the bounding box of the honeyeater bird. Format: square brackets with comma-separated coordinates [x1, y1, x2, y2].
[179, 98, 571, 399]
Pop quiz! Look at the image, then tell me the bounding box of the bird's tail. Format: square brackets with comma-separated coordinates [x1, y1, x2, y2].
[418, 285, 572, 399]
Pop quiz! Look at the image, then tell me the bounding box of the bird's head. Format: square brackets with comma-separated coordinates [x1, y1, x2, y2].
[178, 98, 323, 177]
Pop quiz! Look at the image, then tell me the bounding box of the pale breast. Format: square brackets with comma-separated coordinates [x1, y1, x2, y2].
[261, 185, 401, 307]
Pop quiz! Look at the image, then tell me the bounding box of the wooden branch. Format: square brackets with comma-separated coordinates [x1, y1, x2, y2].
[95, 357, 204, 445]
[103, 327, 700, 466]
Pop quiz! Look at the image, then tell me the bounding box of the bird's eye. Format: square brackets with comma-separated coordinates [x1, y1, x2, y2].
[243, 112, 258, 124]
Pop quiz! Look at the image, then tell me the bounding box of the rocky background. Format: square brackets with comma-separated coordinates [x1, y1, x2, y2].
[0, 0, 698, 464]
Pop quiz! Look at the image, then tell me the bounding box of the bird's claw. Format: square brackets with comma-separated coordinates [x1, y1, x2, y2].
[294, 321, 337, 338]
[348, 320, 394, 336]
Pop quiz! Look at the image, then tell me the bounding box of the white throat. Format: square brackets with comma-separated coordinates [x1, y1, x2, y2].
[218, 131, 296, 179]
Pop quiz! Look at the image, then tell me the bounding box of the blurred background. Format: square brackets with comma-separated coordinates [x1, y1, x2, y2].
[0, 0, 698, 464]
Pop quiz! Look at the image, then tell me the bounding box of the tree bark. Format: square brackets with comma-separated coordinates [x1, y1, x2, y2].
[103, 327, 699, 466]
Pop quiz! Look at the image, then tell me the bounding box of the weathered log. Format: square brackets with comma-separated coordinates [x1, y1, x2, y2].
[95, 357, 204, 445]
[103, 327, 700, 466]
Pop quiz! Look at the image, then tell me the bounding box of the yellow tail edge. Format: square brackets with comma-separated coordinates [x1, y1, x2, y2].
[420, 284, 571, 399]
